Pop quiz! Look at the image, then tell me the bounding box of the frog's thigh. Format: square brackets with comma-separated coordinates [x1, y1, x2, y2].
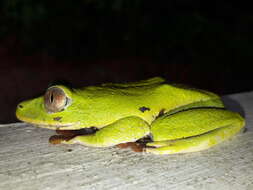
[62, 116, 150, 147]
[146, 108, 245, 155]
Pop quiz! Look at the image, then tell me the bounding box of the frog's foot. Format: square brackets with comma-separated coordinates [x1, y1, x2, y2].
[147, 108, 245, 155]
[53, 136, 147, 152]
[49, 127, 98, 144]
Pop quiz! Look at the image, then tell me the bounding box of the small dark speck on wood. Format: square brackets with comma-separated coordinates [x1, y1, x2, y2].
[139, 106, 151, 113]
[53, 117, 62, 121]
[243, 127, 248, 133]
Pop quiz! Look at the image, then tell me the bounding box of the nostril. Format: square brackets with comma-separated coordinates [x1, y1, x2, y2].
[18, 104, 23, 108]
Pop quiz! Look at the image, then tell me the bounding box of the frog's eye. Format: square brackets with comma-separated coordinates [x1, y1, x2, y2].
[44, 87, 70, 113]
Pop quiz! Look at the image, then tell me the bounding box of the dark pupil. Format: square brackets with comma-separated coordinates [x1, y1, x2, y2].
[50, 93, 54, 103]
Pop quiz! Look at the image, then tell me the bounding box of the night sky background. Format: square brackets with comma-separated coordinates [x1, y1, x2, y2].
[0, 0, 252, 123]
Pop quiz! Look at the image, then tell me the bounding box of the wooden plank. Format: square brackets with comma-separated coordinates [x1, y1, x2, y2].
[1, 92, 253, 190]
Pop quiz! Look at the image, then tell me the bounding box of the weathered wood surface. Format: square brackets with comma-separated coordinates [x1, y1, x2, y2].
[1, 92, 253, 190]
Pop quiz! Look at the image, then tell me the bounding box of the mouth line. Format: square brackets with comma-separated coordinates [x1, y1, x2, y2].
[17, 115, 63, 126]
[17, 115, 77, 129]
[20, 119, 76, 129]
[24, 120, 75, 128]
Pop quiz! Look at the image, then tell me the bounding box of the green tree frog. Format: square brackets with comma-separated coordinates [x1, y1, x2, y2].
[16, 77, 245, 154]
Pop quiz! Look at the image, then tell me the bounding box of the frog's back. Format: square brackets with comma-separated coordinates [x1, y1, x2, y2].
[97, 77, 222, 110]
[100, 77, 165, 88]
[76, 77, 223, 124]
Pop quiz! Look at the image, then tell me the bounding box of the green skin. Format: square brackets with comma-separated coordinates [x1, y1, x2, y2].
[16, 77, 245, 154]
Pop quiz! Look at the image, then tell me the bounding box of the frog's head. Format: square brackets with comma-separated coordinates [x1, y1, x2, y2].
[16, 85, 91, 130]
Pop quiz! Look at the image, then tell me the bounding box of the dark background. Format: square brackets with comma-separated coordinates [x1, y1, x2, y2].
[0, 0, 252, 123]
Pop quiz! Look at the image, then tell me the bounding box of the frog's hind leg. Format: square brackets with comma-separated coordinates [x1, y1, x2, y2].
[146, 108, 245, 155]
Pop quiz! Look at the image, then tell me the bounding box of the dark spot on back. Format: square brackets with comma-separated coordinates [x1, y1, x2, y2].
[139, 106, 150, 113]
[53, 117, 62, 121]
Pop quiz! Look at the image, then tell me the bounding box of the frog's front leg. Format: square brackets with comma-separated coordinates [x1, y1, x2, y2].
[146, 108, 245, 155]
[56, 116, 150, 147]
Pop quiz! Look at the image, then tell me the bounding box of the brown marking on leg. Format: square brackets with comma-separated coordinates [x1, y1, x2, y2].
[49, 135, 74, 144]
[116, 142, 145, 152]
[116, 143, 130, 149]
[129, 143, 145, 152]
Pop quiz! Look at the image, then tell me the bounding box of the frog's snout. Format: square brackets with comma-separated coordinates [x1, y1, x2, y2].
[16, 103, 24, 121]
[16, 103, 25, 119]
